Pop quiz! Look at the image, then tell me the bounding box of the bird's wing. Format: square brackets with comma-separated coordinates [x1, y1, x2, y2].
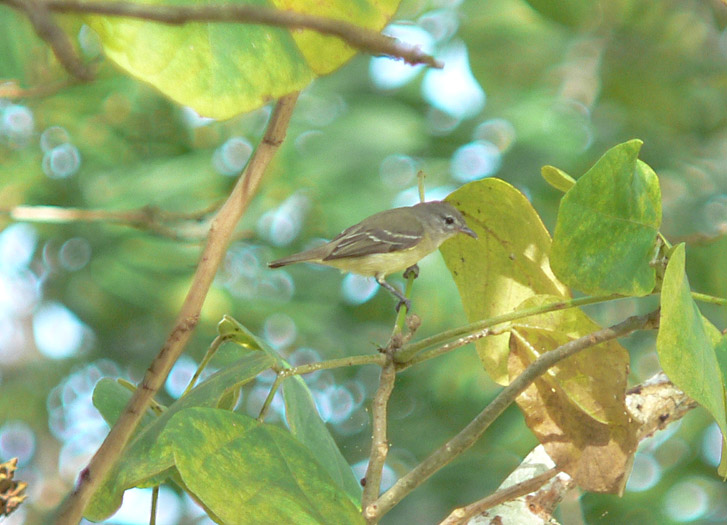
[323, 210, 424, 260]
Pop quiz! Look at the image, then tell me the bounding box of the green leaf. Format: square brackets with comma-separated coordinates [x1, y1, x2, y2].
[85, 0, 400, 119]
[283, 376, 362, 505]
[508, 295, 638, 494]
[218, 314, 264, 351]
[92, 378, 157, 429]
[550, 139, 662, 296]
[442, 178, 569, 384]
[85, 352, 275, 521]
[656, 243, 727, 474]
[541, 165, 575, 192]
[161, 407, 364, 524]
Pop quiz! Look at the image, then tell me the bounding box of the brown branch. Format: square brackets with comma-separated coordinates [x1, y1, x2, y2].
[52, 92, 299, 525]
[371, 310, 660, 520]
[28, 0, 442, 68]
[361, 356, 397, 521]
[4, 0, 93, 80]
[440, 467, 560, 525]
[2, 203, 223, 241]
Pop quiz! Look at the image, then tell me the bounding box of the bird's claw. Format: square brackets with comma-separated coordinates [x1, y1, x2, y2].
[403, 264, 420, 280]
[395, 298, 412, 313]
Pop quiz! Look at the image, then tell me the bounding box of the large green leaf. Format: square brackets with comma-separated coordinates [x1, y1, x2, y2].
[656, 243, 727, 474]
[161, 407, 364, 524]
[441, 178, 569, 384]
[508, 295, 638, 494]
[550, 140, 662, 296]
[85, 351, 275, 521]
[85, 0, 400, 119]
[283, 375, 362, 505]
[221, 314, 361, 502]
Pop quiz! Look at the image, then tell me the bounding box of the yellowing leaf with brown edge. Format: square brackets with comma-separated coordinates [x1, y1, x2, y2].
[507, 295, 639, 494]
[442, 179, 569, 385]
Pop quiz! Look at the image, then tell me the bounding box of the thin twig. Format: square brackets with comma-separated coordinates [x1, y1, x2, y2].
[53, 92, 300, 525]
[440, 468, 560, 525]
[361, 356, 397, 522]
[397, 327, 496, 371]
[3, 203, 221, 241]
[371, 309, 660, 520]
[395, 294, 621, 363]
[20, 0, 443, 68]
[4, 0, 93, 80]
[279, 353, 387, 378]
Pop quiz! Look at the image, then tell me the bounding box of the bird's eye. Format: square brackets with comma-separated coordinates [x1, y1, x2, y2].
[445, 216, 455, 225]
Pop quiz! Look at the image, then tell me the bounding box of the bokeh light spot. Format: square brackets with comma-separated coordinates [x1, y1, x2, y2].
[625, 453, 661, 492]
[33, 302, 88, 359]
[422, 40, 485, 119]
[262, 313, 297, 350]
[341, 274, 379, 305]
[213, 136, 253, 176]
[664, 478, 710, 522]
[0, 421, 36, 465]
[59, 237, 92, 271]
[40, 126, 70, 153]
[450, 140, 501, 182]
[42, 143, 81, 178]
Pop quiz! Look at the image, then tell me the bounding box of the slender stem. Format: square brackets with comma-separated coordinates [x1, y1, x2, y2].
[257, 374, 285, 422]
[149, 486, 159, 525]
[396, 294, 620, 363]
[439, 468, 560, 525]
[181, 336, 225, 397]
[397, 327, 495, 371]
[3, 202, 221, 240]
[361, 357, 396, 522]
[372, 310, 659, 519]
[691, 291, 727, 307]
[3, 0, 93, 80]
[279, 353, 386, 378]
[392, 271, 416, 336]
[53, 93, 299, 525]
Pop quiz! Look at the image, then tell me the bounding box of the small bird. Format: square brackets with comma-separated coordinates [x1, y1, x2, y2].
[268, 201, 477, 310]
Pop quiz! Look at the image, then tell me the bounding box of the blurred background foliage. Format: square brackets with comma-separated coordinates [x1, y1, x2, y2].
[1, 0, 727, 523]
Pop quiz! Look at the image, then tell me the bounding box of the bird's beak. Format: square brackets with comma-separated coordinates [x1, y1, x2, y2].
[459, 226, 478, 239]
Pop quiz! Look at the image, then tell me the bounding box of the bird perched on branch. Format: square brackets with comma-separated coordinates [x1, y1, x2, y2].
[268, 201, 477, 310]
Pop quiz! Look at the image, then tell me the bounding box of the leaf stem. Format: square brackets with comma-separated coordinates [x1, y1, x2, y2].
[691, 291, 727, 307]
[396, 294, 620, 363]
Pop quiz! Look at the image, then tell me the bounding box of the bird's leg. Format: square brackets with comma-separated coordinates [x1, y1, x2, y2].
[403, 264, 419, 280]
[376, 276, 411, 312]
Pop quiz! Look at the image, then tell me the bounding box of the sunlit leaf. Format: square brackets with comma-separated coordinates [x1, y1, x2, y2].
[550, 139, 662, 296]
[85, 0, 400, 119]
[541, 165, 575, 192]
[161, 407, 364, 524]
[656, 243, 727, 474]
[442, 178, 569, 384]
[85, 352, 275, 521]
[218, 314, 264, 351]
[508, 295, 639, 494]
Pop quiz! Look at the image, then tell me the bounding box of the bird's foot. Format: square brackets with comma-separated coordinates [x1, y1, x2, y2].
[403, 264, 420, 280]
[395, 297, 412, 313]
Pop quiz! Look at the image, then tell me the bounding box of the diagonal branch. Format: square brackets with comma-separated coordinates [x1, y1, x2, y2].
[2, 0, 442, 76]
[52, 92, 299, 525]
[372, 309, 660, 520]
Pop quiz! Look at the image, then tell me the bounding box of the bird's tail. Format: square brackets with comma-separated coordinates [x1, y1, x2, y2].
[268, 246, 325, 268]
